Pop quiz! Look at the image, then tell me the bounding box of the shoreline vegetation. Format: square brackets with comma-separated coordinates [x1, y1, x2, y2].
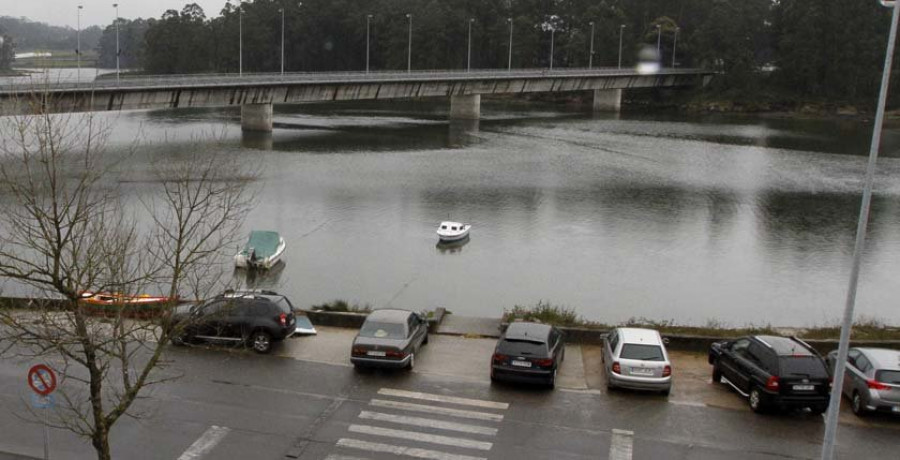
[502, 301, 900, 341]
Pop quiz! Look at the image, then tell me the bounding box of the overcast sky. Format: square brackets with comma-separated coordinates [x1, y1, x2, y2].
[2, 1, 232, 28]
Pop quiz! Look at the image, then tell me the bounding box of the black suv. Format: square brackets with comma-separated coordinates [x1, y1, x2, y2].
[169, 290, 297, 353]
[709, 335, 830, 414]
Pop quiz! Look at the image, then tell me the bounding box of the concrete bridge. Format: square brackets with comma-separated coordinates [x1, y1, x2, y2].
[0, 68, 714, 132]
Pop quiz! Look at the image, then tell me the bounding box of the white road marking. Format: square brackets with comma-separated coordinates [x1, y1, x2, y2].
[609, 428, 634, 460]
[370, 399, 504, 422]
[177, 425, 230, 460]
[336, 438, 487, 460]
[349, 424, 493, 451]
[324, 455, 371, 460]
[358, 411, 499, 436]
[378, 388, 509, 410]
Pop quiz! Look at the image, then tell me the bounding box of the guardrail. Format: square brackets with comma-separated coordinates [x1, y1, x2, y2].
[0, 67, 713, 94]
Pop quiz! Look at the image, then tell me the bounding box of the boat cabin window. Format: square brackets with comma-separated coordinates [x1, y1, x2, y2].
[451, 227, 457, 231]
[441, 225, 447, 229]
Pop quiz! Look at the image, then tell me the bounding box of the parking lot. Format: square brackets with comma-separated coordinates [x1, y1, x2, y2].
[1, 325, 898, 460]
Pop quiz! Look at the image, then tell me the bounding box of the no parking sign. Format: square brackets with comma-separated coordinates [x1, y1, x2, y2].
[27, 364, 57, 396]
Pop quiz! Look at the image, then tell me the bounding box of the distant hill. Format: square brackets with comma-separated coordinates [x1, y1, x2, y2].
[0, 16, 102, 53]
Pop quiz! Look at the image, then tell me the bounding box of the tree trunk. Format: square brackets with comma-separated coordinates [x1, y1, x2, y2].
[91, 428, 112, 460]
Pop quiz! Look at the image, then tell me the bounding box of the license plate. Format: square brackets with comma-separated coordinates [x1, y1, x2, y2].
[367, 351, 386, 357]
[631, 368, 654, 376]
[511, 360, 532, 368]
[793, 385, 815, 391]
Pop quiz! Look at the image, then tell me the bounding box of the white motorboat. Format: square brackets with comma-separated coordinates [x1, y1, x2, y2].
[235, 230, 286, 269]
[437, 221, 471, 242]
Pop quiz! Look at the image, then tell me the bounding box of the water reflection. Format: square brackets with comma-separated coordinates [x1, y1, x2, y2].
[241, 131, 274, 151]
[448, 119, 480, 148]
[436, 236, 470, 254]
[234, 261, 286, 290]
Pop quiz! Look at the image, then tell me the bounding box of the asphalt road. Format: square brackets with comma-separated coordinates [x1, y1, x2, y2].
[0, 346, 897, 460]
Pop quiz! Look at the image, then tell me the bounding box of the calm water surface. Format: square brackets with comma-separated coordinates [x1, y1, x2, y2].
[3, 81, 900, 326]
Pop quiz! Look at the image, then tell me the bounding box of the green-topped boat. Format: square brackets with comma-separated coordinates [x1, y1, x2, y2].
[234, 230, 286, 270]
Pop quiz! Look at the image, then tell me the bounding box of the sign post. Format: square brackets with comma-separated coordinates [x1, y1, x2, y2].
[27, 364, 56, 460]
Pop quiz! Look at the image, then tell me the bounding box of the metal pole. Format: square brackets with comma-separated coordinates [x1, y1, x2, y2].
[672, 27, 679, 68]
[656, 24, 661, 56]
[618, 24, 625, 69]
[239, 6, 243, 76]
[588, 21, 594, 69]
[43, 406, 50, 460]
[366, 15, 372, 73]
[820, 1, 900, 458]
[281, 8, 285, 74]
[467, 19, 473, 72]
[114, 3, 119, 84]
[507, 18, 513, 71]
[549, 28, 554, 70]
[406, 14, 412, 72]
[77, 5, 83, 82]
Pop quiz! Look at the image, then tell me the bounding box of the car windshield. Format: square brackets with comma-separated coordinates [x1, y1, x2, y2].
[620, 344, 665, 361]
[779, 356, 828, 378]
[876, 370, 900, 384]
[359, 321, 406, 339]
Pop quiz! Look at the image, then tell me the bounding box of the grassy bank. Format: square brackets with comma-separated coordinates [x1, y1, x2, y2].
[310, 299, 372, 313]
[503, 301, 900, 341]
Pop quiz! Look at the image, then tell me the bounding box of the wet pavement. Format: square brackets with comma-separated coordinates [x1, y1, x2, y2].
[0, 332, 898, 460]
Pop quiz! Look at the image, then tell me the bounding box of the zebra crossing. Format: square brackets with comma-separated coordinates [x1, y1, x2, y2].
[326, 387, 509, 460]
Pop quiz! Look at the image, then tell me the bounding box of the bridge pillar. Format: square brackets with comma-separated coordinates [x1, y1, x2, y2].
[241, 103, 273, 132]
[592, 89, 622, 112]
[450, 94, 481, 120]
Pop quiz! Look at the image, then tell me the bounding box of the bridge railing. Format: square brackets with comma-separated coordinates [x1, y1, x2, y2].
[0, 67, 713, 94]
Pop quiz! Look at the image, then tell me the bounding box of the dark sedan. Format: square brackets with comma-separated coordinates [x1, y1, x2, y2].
[350, 309, 429, 370]
[491, 322, 565, 388]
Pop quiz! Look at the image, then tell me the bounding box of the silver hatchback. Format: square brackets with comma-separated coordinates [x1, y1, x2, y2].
[826, 347, 900, 416]
[603, 327, 672, 395]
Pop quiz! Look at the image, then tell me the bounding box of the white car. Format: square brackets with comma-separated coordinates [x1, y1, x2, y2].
[603, 327, 672, 395]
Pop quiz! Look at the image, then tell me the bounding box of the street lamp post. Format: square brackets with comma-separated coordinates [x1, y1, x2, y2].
[77, 5, 83, 81]
[113, 3, 120, 84]
[239, 2, 244, 76]
[820, 3, 900, 459]
[467, 18, 474, 72]
[672, 27, 679, 67]
[279, 7, 285, 74]
[366, 14, 373, 73]
[507, 18, 513, 71]
[406, 13, 412, 72]
[618, 24, 625, 69]
[549, 27, 555, 70]
[655, 24, 661, 57]
[588, 21, 595, 69]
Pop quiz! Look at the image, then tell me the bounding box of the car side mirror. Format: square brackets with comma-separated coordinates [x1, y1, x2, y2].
[662, 337, 670, 345]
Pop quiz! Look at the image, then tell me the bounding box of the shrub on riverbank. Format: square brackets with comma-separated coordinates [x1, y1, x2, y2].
[503, 302, 900, 341]
[310, 300, 372, 313]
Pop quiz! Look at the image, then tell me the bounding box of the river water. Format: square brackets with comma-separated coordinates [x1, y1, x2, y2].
[3, 70, 900, 327]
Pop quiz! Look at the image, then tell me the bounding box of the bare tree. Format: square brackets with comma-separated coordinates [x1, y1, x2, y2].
[0, 90, 255, 460]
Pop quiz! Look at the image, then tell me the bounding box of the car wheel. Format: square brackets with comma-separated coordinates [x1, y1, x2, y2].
[548, 369, 557, 389]
[711, 364, 722, 384]
[851, 392, 867, 416]
[407, 353, 415, 370]
[423, 333, 429, 345]
[749, 387, 766, 413]
[661, 387, 671, 397]
[251, 330, 273, 354]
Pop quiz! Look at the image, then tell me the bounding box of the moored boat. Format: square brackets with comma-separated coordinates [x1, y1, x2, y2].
[436, 221, 471, 242]
[235, 230, 286, 269]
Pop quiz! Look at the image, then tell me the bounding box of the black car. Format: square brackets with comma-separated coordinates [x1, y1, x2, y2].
[350, 309, 429, 370]
[491, 322, 565, 388]
[709, 335, 830, 413]
[169, 290, 297, 354]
